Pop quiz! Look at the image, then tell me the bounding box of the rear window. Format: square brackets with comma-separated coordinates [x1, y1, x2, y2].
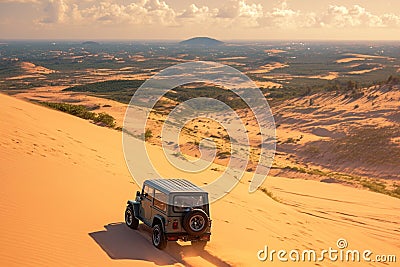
[173, 195, 205, 212]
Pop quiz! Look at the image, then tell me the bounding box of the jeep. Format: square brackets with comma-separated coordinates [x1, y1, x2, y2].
[125, 179, 211, 249]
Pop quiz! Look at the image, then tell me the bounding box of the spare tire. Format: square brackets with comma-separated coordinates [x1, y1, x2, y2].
[182, 209, 209, 236]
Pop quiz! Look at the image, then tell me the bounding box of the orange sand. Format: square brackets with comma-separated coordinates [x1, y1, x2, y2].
[0, 94, 399, 266]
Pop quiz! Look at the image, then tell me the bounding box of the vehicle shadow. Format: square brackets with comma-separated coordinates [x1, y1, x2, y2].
[89, 222, 232, 267]
[88, 222, 178, 266]
[165, 241, 232, 267]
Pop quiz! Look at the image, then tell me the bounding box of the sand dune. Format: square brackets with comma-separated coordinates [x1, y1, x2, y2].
[348, 67, 383, 75]
[247, 62, 288, 74]
[273, 86, 400, 180]
[1, 94, 399, 266]
[308, 72, 339, 80]
[336, 54, 394, 64]
[19, 62, 55, 75]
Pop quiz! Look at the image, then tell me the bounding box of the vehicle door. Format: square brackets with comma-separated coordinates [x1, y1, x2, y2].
[140, 185, 154, 225]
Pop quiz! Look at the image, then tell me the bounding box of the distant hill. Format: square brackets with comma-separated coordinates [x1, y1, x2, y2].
[179, 37, 223, 46]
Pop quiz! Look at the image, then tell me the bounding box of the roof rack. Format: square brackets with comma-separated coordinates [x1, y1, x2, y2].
[144, 179, 206, 194]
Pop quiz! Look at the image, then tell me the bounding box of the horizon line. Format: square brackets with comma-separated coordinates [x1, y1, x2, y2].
[1, 38, 400, 43]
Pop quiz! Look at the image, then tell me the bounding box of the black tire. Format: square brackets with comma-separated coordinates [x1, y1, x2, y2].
[182, 209, 209, 236]
[125, 206, 139, 229]
[191, 240, 207, 249]
[152, 224, 167, 249]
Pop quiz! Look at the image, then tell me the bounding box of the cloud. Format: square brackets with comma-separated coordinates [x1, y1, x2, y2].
[381, 13, 400, 27]
[0, 0, 38, 3]
[217, 0, 263, 27]
[41, 0, 69, 23]
[38, 0, 178, 26]
[319, 5, 383, 28]
[179, 4, 218, 20]
[260, 2, 400, 29]
[21, 0, 400, 30]
[240, 1, 315, 29]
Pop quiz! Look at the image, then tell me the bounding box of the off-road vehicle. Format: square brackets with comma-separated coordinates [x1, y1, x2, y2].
[125, 179, 211, 249]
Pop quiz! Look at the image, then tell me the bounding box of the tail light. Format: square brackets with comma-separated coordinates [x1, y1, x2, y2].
[172, 220, 178, 229]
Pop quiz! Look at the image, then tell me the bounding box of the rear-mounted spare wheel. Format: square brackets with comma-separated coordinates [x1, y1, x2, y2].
[182, 209, 209, 236]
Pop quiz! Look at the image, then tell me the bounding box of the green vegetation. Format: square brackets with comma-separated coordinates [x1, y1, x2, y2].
[216, 151, 231, 159]
[144, 128, 153, 141]
[59, 74, 399, 110]
[64, 80, 144, 104]
[63, 80, 249, 111]
[62, 78, 376, 111]
[1, 42, 399, 201]
[282, 137, 297, 144]
[65, 79, 143, 93]
[393, 184, 400, 196]
[259, 187, 280, 202]
[93, 112, 116, 127]
[1, 41, 399, 104]
[39, 102, 116, 128]
[284, 165, 307, 173]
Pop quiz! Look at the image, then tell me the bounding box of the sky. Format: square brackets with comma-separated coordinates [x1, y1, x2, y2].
[0, 0, 400, 40]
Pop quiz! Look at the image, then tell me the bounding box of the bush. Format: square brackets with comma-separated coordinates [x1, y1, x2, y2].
[40, 102, 96, 120]
[260, 187, 279, 202]
[392, 185, 400, 197]
[283, 137, 296, 144]
[94, 112, 116, 127]
[40, 101, 116, 129]
[217, 151, 231, 159]
[145, 128, 153, 141]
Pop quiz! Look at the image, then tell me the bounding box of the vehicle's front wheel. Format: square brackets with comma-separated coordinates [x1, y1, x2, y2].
[125, 206, 139, 229]
[152, 224, 167, 249]
[191, 240, 207, 249]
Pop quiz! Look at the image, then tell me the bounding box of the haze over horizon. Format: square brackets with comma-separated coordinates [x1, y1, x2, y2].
[0, 0, 400, 41]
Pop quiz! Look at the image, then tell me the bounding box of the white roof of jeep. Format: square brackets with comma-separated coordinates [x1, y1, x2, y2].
[144, 179, 206, 194]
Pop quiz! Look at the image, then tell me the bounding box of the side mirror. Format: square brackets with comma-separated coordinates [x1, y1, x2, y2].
[136, 191, 140, 197]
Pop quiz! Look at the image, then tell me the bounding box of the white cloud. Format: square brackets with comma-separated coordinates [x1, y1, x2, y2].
[258, 1, 316, 28]
[179, 4, 218, 20]
[12, 0, 400, 30]
[38, 0, 178, 26]
[41, 0, 69, 23]
[237, 0, 263, 19]
[217, 0, 263, 27]
[217, 0, 240, 18]
[320, 4, 384, 28]
[0, 0, 38, 3]
[381, 13, 400, 27]
[260, 2, 400, 29]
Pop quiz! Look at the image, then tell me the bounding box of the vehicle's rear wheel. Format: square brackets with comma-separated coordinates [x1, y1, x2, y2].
[125, 206, 139, 229]
[152, 224, 167, 249]
[182, 209, 209, 236]
[191, 240, 207, 249]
